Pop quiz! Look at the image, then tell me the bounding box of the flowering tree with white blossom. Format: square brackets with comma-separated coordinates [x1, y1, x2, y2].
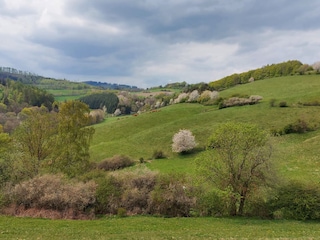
[172, 129, 197, 153]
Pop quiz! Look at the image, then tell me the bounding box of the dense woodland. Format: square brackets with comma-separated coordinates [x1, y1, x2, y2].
[0, 61, 319, 220]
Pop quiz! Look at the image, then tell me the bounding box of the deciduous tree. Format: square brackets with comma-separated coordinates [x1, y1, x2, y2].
[52, 101, 95, 177]
[13, 107, 58, 177]
[197, 122, 273, 216]
[172, 129, 196, 153]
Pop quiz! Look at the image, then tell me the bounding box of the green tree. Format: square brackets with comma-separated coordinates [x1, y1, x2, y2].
[13, 107, 58, 177]
[0, 125, 11, 185]
[197, 122, 273, 216]
[52, 101, 95, 177]
[79, 92, 119, 113]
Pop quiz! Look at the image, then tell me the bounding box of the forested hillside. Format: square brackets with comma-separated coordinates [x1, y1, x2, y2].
[208, 60, 314, 90]
[0, 79, 55, 132]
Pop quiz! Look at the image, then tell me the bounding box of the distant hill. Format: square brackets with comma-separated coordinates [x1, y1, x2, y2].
[83, 81, 141, 91]
[0, 67, 142, 90]
[0, 67, 42, 84]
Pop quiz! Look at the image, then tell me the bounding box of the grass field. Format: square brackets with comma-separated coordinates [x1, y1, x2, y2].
[1, 216, 319, 239]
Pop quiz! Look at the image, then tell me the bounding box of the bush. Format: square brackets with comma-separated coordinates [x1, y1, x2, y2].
[172, 129, 197, 153]
[110, 168, 158, 215]
[187, 90, 200, 102]
[6, 174, 96, 212]
[148, 173, 196, 217]
[97, 155, 135, 171]
[243, 193, 273, 219]
[152, 150, 166, 159]
[269, 98, 277, 107]
[193, 188, 229, 217]
[279, 101, 288, 107]
[94, 175, 122, 215]
[219, 95, 263, 109]
[174, 93, 189, 103]
[197, 90, 219, 104]
[300, 100, 320, 106]
[89, 109, 105, 124]
[269, 181, 320, 220]
[272, 118, 316, 135]
[117, 207, 127, 217]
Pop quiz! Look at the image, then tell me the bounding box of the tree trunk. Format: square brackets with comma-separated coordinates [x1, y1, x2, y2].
[229, 196, 238, 216]
[238, 189, 247, 216]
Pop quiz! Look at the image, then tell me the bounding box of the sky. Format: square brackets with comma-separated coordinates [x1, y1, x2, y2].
[1, 0, 320, 88]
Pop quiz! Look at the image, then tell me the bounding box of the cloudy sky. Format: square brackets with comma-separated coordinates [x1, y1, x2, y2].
[1, 0, 320, 88]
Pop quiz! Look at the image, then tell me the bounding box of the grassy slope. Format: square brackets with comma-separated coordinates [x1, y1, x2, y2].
[90, 75, 320, 183]
[1, 216, 319, 240]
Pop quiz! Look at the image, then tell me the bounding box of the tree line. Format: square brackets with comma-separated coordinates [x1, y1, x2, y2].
[208, 60, 310, 91]
[79, 92, 119, 114]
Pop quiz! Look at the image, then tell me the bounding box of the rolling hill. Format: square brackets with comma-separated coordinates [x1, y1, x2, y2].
[90, 75, 320, 183]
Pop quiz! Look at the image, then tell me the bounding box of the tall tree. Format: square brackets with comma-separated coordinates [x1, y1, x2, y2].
[0, 125, 11, 185]
[52, 101, 95, 177]
[13, 107, 58, 177]
[197, 122, 273, 216]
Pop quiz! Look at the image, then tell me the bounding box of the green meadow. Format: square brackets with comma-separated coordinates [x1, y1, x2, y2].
[90, 75, 320, 183]
[1, 216, 319, 239]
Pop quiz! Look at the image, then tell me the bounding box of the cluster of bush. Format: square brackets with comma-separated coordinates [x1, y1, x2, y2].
[269, 99, 289, 108]
[271, 118, 316, 136]
[1, 170, 319, 220]
[0, 169, 196, 218]
[298, 100, 320, 106]
[96, 155, 135, 171]
[173, 90, 219, 105]
[218, 95, 263, 109]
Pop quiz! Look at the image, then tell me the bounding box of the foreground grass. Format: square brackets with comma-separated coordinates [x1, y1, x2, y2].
[0, 216, 319, 240]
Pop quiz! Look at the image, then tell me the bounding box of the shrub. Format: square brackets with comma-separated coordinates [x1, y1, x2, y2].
[117, 207, 127, 217]
[113, 109, 121, 116]
[300, 100, 320, 106]
[279, 101, 288, 107]
[148, 173, 196, 217]
[193, 188, 229, 217]
[152, 150, 166, 159]
[188, 90, 200, 102]
[273, 118, 316, 135]
[89, 109, 105, 124]
[269, 99, 276, 107]
[269, 181, 320, 220]
[6, 174, 96, 212]
[97, 155, 135, 171]
[94, 175, 122, 215]
[198, 90, 219, 104]
[111, 168, 158, 215]
[174, 93, 189, 103]
[219, 95, 263, 109]
[172, 129, 197, 153]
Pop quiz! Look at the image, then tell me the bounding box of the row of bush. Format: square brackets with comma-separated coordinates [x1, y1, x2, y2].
[1, 170, 319, 220]
[218, 95, 263, 109]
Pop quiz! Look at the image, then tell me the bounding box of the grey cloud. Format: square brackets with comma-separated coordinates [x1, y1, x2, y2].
[1, 0, 320, 88]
